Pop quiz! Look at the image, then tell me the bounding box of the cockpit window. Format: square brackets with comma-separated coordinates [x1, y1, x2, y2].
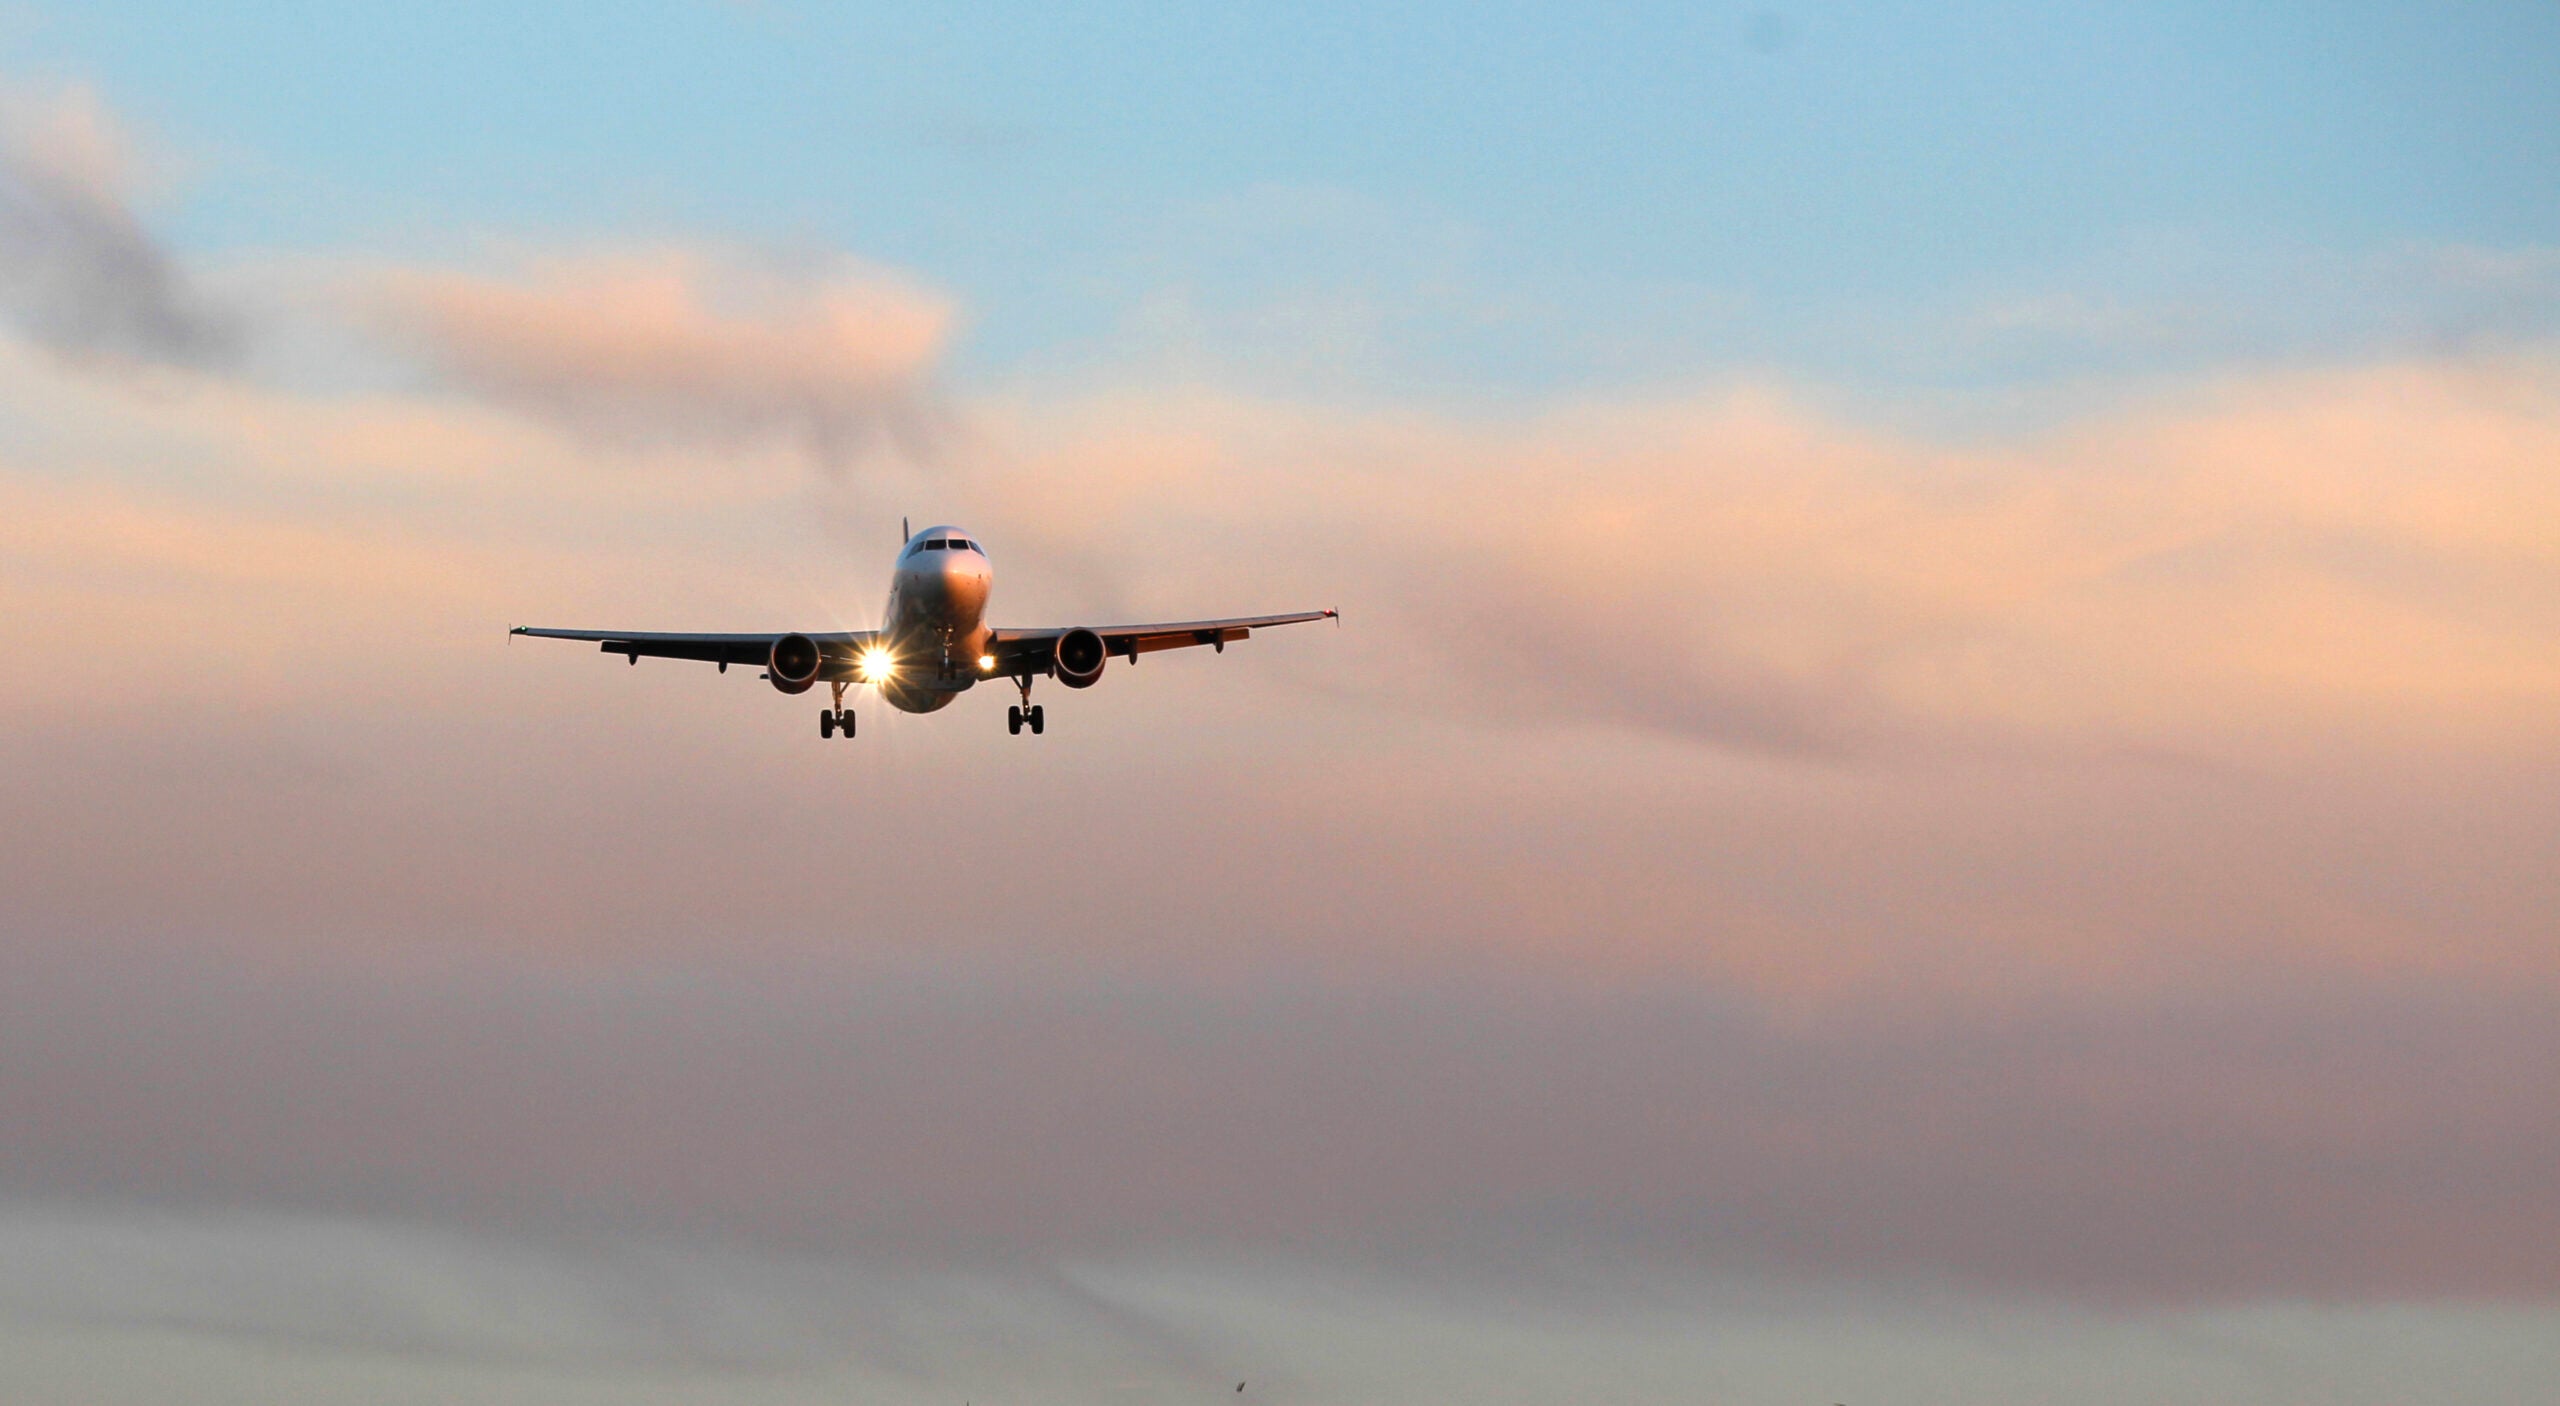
[952, 540, 974, 553]
[925, 539, 948, 550]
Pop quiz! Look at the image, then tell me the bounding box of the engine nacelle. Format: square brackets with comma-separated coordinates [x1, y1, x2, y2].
[767, 633, 824, 694]
[1053, 627, 1108, 689]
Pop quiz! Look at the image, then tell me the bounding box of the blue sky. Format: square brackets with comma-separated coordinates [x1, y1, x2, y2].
[23, 1, 2559, 394]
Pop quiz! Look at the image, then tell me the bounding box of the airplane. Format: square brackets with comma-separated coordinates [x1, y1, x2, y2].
[511, 521, 1335, 738]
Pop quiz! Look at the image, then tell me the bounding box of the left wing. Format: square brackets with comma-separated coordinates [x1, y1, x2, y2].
[509, 626, 877, 674]
[985, 610, 1335, 674]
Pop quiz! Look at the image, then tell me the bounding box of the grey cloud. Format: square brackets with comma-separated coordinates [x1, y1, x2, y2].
[0, 1205, 1222, 1381]
[2, 935, 2554, 1303]
[1384, 552, 1882, 755]
[0, 88, 237, 367]
[13, 1210, 2557, 1406]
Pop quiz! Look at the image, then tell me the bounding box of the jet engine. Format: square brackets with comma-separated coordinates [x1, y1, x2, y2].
[1053, 627, 1108, 689]
[767, 633, 824, 694]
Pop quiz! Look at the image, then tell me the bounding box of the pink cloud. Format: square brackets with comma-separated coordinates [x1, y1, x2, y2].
[366, 248, 954, 471]
[957, 360, 2560, 761]
[1, 337, 2554, 1000]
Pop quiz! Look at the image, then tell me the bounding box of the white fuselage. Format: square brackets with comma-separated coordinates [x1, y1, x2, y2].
[878, 524, 993, 712]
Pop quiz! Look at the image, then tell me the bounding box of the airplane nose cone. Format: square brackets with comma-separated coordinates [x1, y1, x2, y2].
[943, 554, 988, 606]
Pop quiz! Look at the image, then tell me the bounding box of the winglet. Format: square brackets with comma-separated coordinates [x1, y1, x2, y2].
[901, 515, 910, 544]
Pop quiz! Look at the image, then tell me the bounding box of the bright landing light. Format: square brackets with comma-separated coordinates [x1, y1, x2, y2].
[859, 647, 896, 682]
[977, 654, 997, 671]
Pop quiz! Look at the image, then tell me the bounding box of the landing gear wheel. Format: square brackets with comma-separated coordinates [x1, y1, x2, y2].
[820, 709, 855, 739]
[1028, 704, 1045, 735]
[1007, 705, 1024, 735]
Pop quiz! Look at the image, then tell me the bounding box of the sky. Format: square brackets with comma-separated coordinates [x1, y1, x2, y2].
[0, 2, 2555, 1402]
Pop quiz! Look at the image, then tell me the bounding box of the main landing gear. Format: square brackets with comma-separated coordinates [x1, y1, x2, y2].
[820, 680, 856, 740]
[1007, 674, 1045, 736]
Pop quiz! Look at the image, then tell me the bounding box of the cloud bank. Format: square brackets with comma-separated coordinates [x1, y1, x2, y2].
[1, 309, 2553, 1313]
[2, 950, 2552, 1303]
[0, 85, 2555, 1402]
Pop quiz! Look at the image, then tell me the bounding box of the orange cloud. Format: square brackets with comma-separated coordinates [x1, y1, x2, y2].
[961, 358, 2560, 762]
[2, 284, 2556, 1004]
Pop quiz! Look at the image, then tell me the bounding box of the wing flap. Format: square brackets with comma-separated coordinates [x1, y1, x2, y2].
[1128, 625, 1250, 656]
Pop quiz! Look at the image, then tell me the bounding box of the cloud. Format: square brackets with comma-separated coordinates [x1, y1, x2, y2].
[0, 85, 237, 367]
[0, 336, 2555, 997]
[0, 948, 2551, 1304]
[9, 1209, 2553, 1405]
[960, 360, 2560, 759]
[0, 279, 2555, 1315]
[1934, 238, 2560, 383]
[365, 248, 955, 472]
